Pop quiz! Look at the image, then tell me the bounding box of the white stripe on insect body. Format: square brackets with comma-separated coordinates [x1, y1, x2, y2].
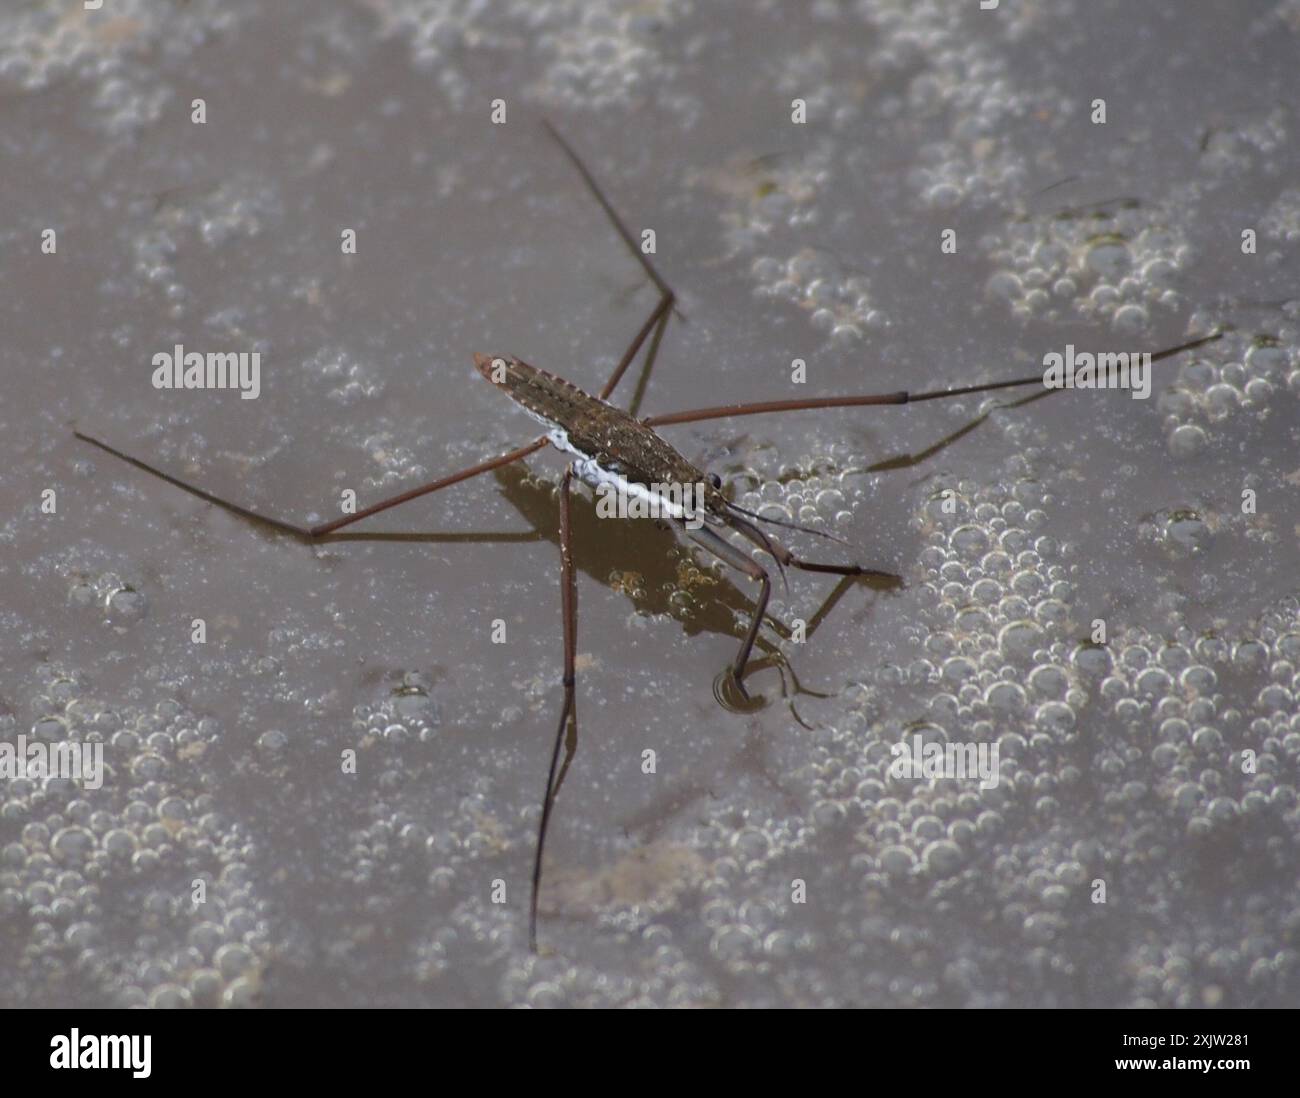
[577, 457, 707, 530]
[527, 412, 705, 528]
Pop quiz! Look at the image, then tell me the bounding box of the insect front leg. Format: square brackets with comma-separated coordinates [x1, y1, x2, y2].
[686, 525, 773, 699]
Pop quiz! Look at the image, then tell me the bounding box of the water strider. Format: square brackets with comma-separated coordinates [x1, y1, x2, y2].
[74, 120, 1222, 951]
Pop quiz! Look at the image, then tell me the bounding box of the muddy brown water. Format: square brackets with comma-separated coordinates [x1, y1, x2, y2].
[1, 0, 1297, 1007]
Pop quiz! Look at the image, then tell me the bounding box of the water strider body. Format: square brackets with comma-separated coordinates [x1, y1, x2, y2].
[73, 119, 1224, 952]
[469, 349, 898, 688]
[472, 351, 727, 523]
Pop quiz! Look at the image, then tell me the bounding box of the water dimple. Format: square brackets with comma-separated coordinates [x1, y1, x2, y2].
[391, 677, 436, 722]
[105, 585, 148, 624]
[1144, 508, 1211, 556]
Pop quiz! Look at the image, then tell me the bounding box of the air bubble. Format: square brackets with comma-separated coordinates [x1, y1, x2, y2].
[999, 620, 1043, 662]
[986, 681, 1026, 712]
[256, 729, 289, 752]
[105, 585, 147, 623]
[879, 845, 916, 876]
[51, 827, 96, 866]
[1085, 237, 1131, 279]
[1073, 644, 1111, 677]
[950, 525, 990, 555]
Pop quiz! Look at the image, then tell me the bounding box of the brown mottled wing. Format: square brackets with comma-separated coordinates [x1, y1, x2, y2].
[476, 353, 709, 490]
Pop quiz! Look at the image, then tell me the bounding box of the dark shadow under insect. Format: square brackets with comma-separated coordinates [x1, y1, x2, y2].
[73, 119, 1223, 952]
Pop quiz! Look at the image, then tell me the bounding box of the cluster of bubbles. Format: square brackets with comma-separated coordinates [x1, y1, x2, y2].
[983, 207, 1190, 332]
[903, 135, 1029, 214]
[1199, 104, 1290, 178]
[722, 1, 1043, 343]
[530, 0, 689, 110]
[493, 425, 1298, 1003]
[859, 0, 1034, 210]
[351, 672, 442, 747]
[710, 140, 888, 345]
[343, 431, 429, 497]
[714, 464, 1075, 965]
[750, 248, 886, 346]
[1, 673, 270, 1007]
[334, 673, 540, 968]
[719, 438, 870, 625]
[731, 450, 859, 530]
[68, 571, 149, 627]
[1157, 326, 1295, 459]
[0, 1, 240, 134]
[1261, 185, 1300, 245]
[712, 142, 832, 242]
[185, 180, 283, 251]
[130, 178, 284, 320]
[369, 0, 688, 110]
[301, 346, 386, 408]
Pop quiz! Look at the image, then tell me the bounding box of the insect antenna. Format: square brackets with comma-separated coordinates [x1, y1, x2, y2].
[725, 500, 852, 547]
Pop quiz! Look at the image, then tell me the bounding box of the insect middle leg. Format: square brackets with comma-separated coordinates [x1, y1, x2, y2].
[687, 524, 773, 696]
[541, 119, 676, 411]
[72, 429, 550, 538]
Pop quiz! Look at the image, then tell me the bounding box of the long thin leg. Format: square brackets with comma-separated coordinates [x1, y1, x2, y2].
[540, 119, 677, 404]
[696, 512, 900, 697]
[624, 303, 672, 419]
[311, 438, 546, 535]
[802, 575, 865, 638]
[83, 124, 679, 537]
[530, 464, 579, 953]
[542, 119, 673, 303]
[729, 576, 860, 711]
[82, 122, 686, 534]
[736, 520, 893, 581]
[642, 331, 1222, 427]
[688, 525, 772, 694]
[601, 291, 673, 404]
[726, 515, 902, 606]
[73, 429, 547, 538]
[724, 509, 899, 583]
[865, 386, 1055, 473]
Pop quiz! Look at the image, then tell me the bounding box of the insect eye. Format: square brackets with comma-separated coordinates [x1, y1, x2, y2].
[708, 473, 722, 489]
